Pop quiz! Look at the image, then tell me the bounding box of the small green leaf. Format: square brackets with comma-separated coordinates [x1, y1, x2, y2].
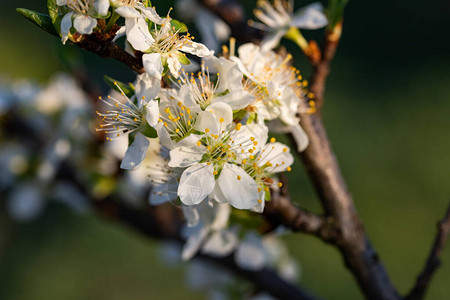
[170, 19, 188, 33]
[103, 75, 135, 98]
[16, 8, 59, 37]
[177, 53, 191, 65]
[47, 0, 59, 24]
[327, 0, 348, 29]
[141, 121, 157, 138]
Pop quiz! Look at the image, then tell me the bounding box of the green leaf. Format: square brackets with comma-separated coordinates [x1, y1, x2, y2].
[47, 0, 59, 24]
[128, 131, 136, 146]
[16, 8, 59, 37]
[103, 75, 135, 98]
[177, 53, 191, 66]
[141, 121, 157, 138]
[170, 19, 188, 33]
[327, 0, 349, 29]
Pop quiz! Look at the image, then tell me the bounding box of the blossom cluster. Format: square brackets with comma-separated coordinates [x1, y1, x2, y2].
[51, 0, 328, 262]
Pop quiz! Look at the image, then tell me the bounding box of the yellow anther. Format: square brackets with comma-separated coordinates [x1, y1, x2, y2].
[235, 123, 242, 130]
[257, 199, 262, 203]
[270, 137, 276, 143]
[278, 182, 283, 187]
[264, 187, 269, 192]
[213, 171, 218, 175]
[175, 128, 180, 133]
[205, 128, 210, 133]
[237, 175, 241, 180]
[219, 118, 224, 123]
[287, 167, 292, 172]
[242, 159, 247, 164]
[283, 148, 288, 152]
[197, 141, 202, 146]
[253, 141, 258, 146]
[250, 137, 255, 141]
[249, 155, 255, 160]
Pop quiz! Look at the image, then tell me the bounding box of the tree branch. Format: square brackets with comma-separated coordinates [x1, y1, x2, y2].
[405, 202, 450, 300]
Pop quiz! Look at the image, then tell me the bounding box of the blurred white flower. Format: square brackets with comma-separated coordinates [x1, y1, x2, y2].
[251, 0, 328, 51]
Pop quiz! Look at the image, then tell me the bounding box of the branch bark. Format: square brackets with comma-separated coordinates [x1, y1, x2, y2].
[405, 202, 450, 300]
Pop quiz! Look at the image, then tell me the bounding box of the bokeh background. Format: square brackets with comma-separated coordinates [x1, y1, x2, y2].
[1, 0, 450, 299]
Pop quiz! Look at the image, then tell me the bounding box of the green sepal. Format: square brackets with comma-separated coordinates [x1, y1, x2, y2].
[16, 8, 59, 37]
[141, 121, 158, 138]
[233, 109, 247, 121]
[160, 56, 169, 77]
[103, 75, 135, 98]
[142, 0, 152, 7]
[265, 189, 271, 201]
[170, 19, 188, 33]
[90, 11, 111, 20]
[177, 53, 191, 66]
[128, 131, 136, 146]
[246, 112, 257, 124]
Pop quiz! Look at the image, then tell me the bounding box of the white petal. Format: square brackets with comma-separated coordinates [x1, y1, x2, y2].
[216, 90, 255, 110]
[183, 206, 200, 227]
[135, 72, 160, 103]
[217, 164, 259, 209]
[181, 42, 212, 57]
[193, 110, 219, 135]
[156, 123, 175, 149]
[168, 146, 204, 168]
[260, 30, 286, 52]
[235, 232, 268, 271]
[145, 100, 159, 127]
[167, 56, 181, 78]
[251, 191, 266, 213]
[258, 142, 294, 173]
[210, 203, 231, 230]
[178, 163, 215, 206]
[234, 123, 268, 157]
[202, 230, 238, 257]
[182, 225, 209, 260]
[292, 2, 328, 29]
[94, 0, 110, 16]
[60, 12, 73, 44]
[57, 0, 68, 5]
[290, 123, 309, 152]
[120, 132, 149, 170]
[206, 102, 233, 126]
[141, 6, 164, 24]
[116, 6, 141, 18]
[126, 18, 155, 52]
[73, 15, 97, 35]
[142, 53, 163, 79]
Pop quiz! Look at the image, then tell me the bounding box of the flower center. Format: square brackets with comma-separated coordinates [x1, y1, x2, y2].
[67, 0, 94, 14]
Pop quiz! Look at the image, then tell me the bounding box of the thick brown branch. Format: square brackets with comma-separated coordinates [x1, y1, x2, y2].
[405, 202, 450, 300]
[76, 35, 144, 74]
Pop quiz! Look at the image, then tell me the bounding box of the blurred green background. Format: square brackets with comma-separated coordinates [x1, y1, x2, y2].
[1, 0, 449, 299]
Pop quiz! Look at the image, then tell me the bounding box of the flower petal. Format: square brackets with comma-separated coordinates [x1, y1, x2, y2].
[73, 15, 97, 35]
[181, 42, 212, 57]
[167, 56, 181, 78]
[182, 225, 209, 260]
[258, 142, 294, 173]
[260, 29, 286, 52]
[206, 102, 233, 127]
[60, 12, 73, 44]
[126, 17, 155, 52]
[202, 230, 238, 257]
[120, 132, 149, 170]
[183, 205, 200, 227]
[116, 6, 141, 18]
[141, 6, 165, 24]
[168, 146, 204, 168]
[145, 100, 159, 128]
[94, 0, 110, 16]
[135, 72, 160, 103]
[235, 232, 268, 271]
[142, 53, 163, 79]
[290, 123, 309, 152]
[292, 2, 328, 29]
[178, 163, 215, 206]
[156, 123, 175, 149]
[217, 164, 259, 209]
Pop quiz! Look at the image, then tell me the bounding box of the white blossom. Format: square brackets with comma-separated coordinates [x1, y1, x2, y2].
[251, 0, 328, 51]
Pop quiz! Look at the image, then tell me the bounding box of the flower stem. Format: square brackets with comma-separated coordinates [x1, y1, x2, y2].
[105, 11, 120, 33]
[285, 27, 310, 55]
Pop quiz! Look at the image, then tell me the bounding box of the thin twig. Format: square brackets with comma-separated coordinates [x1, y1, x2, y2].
[405, 202, 450, 300]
